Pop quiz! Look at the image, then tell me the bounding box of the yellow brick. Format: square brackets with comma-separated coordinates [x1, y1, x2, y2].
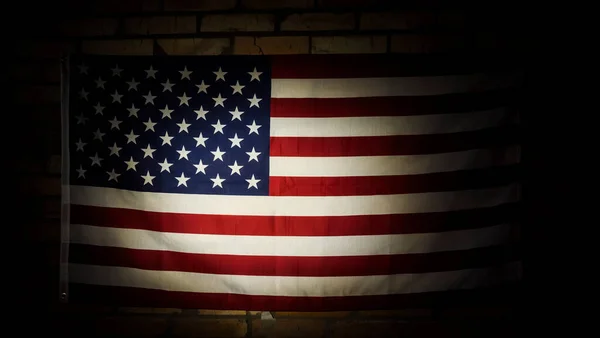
[157, 38, 231, 55]
[16, 40, 74, 58]
[165, 0, 237, 11]
[356, 309, 433, 317]
[281, 13, 355, 31]
[241, 0, 313, 8]
[197, 309, 247, 315]
[360, 11, 436, 30]
[118, 307, 182, 314]
[16, 85, 60, 104]
[276, 311, 351, 318]
[93, 0, 159, 12]
[92, 316, 169, 337]
[234, 36, 309, 55]
[60, 18, 119, 36]
[27, 221, 60, 243]
[391, 34, 468, 53]
[171, 318, 247, 337]
[201, 14, 274, 32]
[331, 321, 406, 338]
[312, 36, 387, 54]
[19, 176, 61, 196]
[82, 39, 153, 55]
[124, 16, 196, 35]
[253, 319, 327, 338]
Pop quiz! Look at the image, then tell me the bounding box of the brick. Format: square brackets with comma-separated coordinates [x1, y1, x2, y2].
[253, 319, 326, 338]
[360, 11, 436, 30]
[157, 38, 231, 55]
[201, 14, 274, 32]
[18, 176, 61, 196]
[124, 16, 196, 35]
[42, 61, 61, 83]
[118, 307, 182, 314]
[234, 36, 309, 54]
[330, 320, 406, 338]
[391, 34, 468, 53]
[82, 39, 153, 55]
[16, 85, 60, 104]
[9, 63, 40, 83]
[89, 316, 169, 337]
[92, 0, 159, 12]
[276, 311, 351, 318]
[43, 197, 61, 219]
[26, 220, 60, 243]
[47, 154, 61, 174]
[281, 13, 354, 31]
[197, 310, 247, 315]
[60, 18, 119, 37]
[318, 0, 394, 7]
[241, 0, 313, 9]
[16, 41, 75, 58]
[357, 309, 433, 318]
[164, 0, 237, 11]
[171, 318, 247, 337]
[312, 36, 386, 54]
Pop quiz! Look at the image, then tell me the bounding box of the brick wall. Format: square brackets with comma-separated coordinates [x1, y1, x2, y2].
[11, 0, 524, 337]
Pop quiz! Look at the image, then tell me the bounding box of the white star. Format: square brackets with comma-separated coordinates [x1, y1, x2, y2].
[111, 90, 123, 103]
[125, 130, 139, 144]
[212, 93, 226, 107]
[229, 107, 244, 121]
[141, 170, 155, 186]
[175, 173, 191, 187]
[141, 144, 156, 158]
[160, 131, 174, 146]
[89, 153, 103, 167]
[108, 142, 122, 156]
[107, 169, 121, 182]
[248, 67, 262, 82]
[158, 159, 173, 173]
[193, 159, 208, 174]
[246, 147, 261, 162]
[246, 174, 261, 189]
[126, 78, 139, 91]
[93, 102, 104, 115]
[111, 64, 123, 77]
[196, 80, 210, 94]
[176, 145, 191, 160]
[77, 63, 88, 75]
[143, 91, 157, 105]
[176, 118, 191, 133]
[145, 65, 158, 79]
[127, 104, 139, 118]
[193, 132, 208, 147]
[246, 120, 262, 135]
[213, 67, 227, 81]
[230, 81, 245, 95]
[161, 79, 175, 92]
[76, 165, 86, 178]
[159, 105, 174, 119]
[228, 133, 243, 148]
[228, 161, 243, 176]
[75, 138, 86, 152]
[179, 66, 193, 80]
[78, 88, 88, 100]
[177, 92, 191, 106]
[75, 113, 88, 125]
[194, 106, 209, 120]
[143, 117, 157, 132]
[92, 128, 105, 141]
[95, 77, 105, 89]
[108, 116, 122, 130]
[210, 147, 225, 161]
[124, 156, 139, 171]
[248, 94, 262, 108]
[210, 173, 225, 188]
[211, 119, 226, 134]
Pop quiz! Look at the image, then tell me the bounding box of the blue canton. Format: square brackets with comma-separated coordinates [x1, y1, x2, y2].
[69, 55, 271, 196]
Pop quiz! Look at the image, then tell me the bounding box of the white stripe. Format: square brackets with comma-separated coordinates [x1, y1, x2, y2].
[270, 108, 513, 137]
[71, 224, 513, 257]
[270, 147, 520, 177]
[69, 262, 522, 297]
[70, 184, 519, 217]
[271, 73, 521, 98]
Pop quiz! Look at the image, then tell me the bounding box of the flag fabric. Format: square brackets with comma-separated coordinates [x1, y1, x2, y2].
[62, 53, 522, 311]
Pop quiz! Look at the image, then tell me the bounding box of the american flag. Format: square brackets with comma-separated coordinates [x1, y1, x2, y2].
[62, 54, 522, 310]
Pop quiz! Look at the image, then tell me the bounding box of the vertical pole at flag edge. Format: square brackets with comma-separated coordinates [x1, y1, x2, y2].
[58, 52, 71, 303]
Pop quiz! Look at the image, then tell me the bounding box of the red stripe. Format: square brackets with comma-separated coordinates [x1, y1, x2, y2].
[70, 203, 519, 236]
[270, 89, 520, 117]
[69, 243, 521, 277]
[269, 165, 519, 196]
[68, 282, 521, 310]
[270, 54, 520, 79]
[269, 127, 519, 157]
